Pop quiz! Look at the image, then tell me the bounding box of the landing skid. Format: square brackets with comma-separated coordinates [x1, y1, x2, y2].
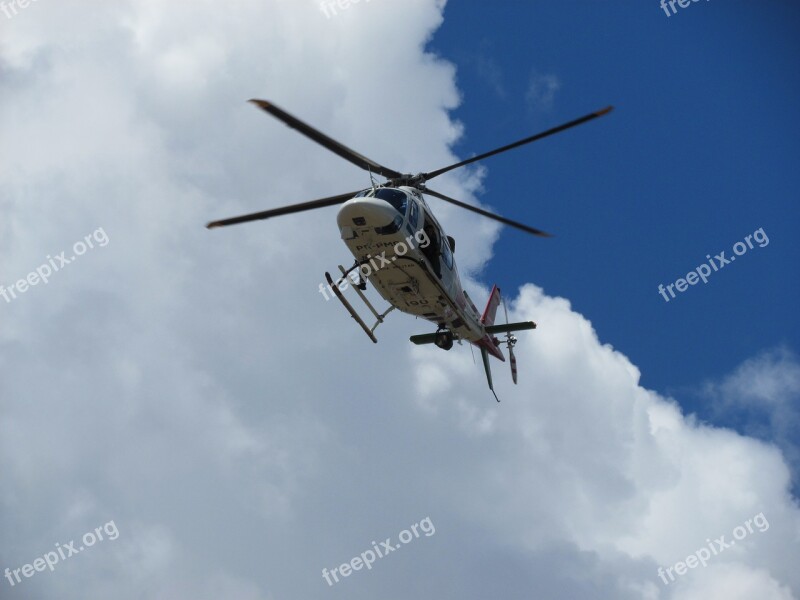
[325, 265, 395, 343]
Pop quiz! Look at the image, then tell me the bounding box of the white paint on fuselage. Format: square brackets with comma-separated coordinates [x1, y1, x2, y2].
[336, 187, 484, 342]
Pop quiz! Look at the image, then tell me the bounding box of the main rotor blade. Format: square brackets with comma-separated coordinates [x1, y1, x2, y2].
[207, 190, 361, 229]
[423, 188, 552, 238]
[249, 100, 403, 180]
[423, 106, 613, 181]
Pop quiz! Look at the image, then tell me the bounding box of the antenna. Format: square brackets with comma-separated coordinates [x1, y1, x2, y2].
[368, 166, 377, 192]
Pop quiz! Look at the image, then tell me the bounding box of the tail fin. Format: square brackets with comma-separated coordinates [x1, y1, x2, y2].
[481, 285, 502, 326]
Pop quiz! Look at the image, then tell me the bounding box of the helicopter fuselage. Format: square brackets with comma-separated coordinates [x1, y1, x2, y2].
[335, 186, 500, 355]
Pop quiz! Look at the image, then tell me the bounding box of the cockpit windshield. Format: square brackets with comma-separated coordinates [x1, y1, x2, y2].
[373, 188, 408, 215]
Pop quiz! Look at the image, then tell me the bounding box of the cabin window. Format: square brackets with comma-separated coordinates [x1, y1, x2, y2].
[441, 234, 453, 269]
[406, 200, 419, 235]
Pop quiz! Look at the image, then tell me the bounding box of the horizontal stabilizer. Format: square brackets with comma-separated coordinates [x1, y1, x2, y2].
[411, 320, 535, 345]
[484, 321, 537, 335]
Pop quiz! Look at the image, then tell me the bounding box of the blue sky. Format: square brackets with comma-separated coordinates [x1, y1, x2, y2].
[429, 1, 800, 402]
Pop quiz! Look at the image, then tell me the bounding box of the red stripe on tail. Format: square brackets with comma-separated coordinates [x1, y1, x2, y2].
[478, 285, 505, 361]
[481, 285, 502, 326]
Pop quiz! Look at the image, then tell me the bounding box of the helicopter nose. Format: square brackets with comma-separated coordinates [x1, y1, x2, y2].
[337, 198, 397, 229]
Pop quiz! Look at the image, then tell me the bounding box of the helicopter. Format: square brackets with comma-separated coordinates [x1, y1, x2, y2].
[208, 99, 613, 401]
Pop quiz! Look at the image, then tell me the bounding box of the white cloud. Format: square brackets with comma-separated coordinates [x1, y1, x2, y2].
[699, 347, 800, 488]
[0, 2, 797, 599]
[475, 49, 506, 98]
[670, 564, 796, 600]
[525, 70, 562, 111]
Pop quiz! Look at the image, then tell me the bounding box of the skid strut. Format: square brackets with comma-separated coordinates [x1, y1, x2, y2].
[325, 264, 395, 343]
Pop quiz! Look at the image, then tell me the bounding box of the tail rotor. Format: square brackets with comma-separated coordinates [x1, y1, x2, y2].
[502, 295, 519, 384]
